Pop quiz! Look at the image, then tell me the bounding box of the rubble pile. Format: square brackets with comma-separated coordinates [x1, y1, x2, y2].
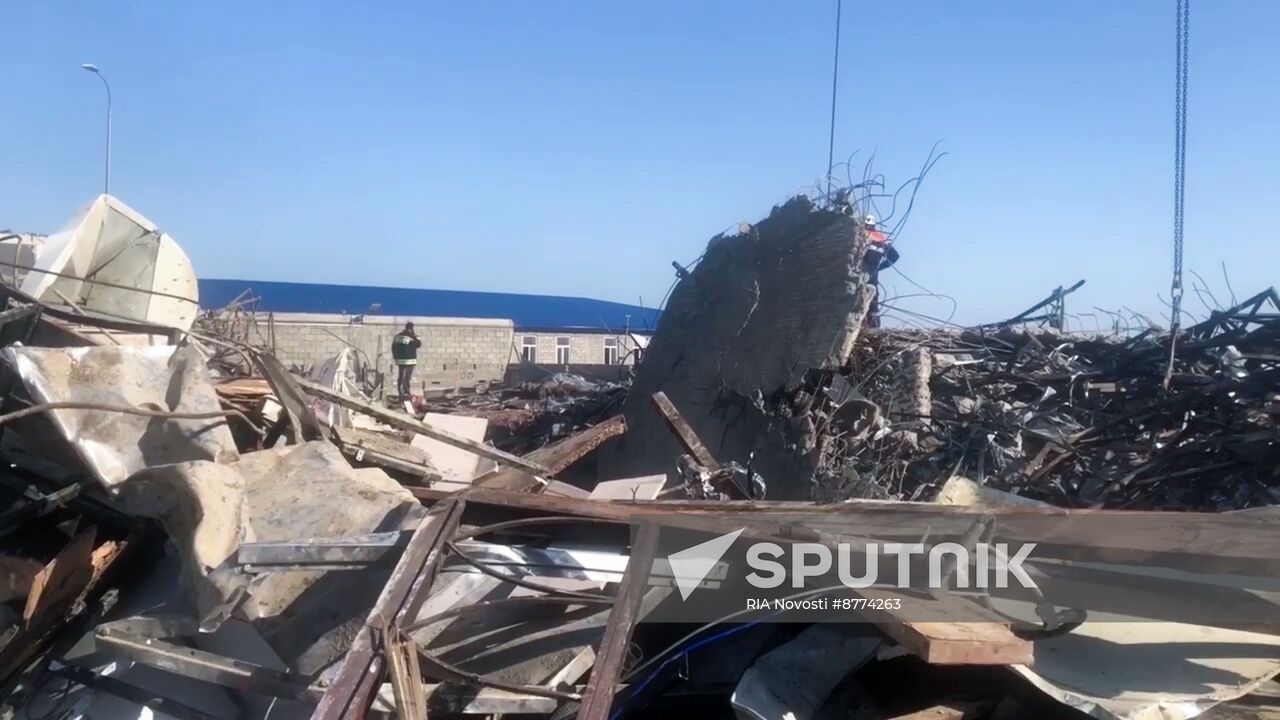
[826, 303, 1280, 509]
[0, 193, 1277, 720]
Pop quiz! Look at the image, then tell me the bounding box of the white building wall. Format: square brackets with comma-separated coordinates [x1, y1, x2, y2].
[510, 331, 643, 366]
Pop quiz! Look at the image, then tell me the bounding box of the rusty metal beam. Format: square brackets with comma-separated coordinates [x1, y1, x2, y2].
[577, 523, 659, 720]
[649, 392, 719, 470]
[476, 415, 628, 492]
[95, 628, 317, 701]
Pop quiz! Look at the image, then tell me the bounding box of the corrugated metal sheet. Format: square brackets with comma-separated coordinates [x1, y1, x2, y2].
[198, 278, 659, 332]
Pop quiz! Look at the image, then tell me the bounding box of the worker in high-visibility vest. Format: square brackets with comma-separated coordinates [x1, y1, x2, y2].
[391, 322, 422, 399]
[862, 215, 899, 327]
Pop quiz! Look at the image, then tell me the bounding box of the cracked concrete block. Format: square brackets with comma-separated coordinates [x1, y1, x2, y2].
[601, 196, 872, 498]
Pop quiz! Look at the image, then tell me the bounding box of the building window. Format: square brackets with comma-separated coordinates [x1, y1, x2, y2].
[555, 337, 571, 365]
[521, 336, 537, 363]
[603, 337, 619, 365]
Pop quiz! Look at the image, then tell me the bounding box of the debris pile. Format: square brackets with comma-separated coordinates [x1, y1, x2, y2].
[431, 372, 628, 455]
[831, 299, 1280, 509]
[0, 193, 1276, 720]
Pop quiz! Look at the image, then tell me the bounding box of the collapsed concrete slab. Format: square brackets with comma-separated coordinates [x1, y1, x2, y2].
[601, 196, 872, 499]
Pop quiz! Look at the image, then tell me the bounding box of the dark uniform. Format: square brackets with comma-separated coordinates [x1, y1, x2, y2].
[391, 324, 422, 399]
[863, 227, 900, 328]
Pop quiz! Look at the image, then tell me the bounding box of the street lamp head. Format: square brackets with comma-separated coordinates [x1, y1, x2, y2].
[81, 63, 100, 73]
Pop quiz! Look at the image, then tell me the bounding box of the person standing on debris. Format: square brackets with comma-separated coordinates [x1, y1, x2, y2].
[391, 322, 422, 399]
[862, 215, 899, 328]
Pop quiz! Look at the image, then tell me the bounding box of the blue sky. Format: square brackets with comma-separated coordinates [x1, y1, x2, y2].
[3, 1, 1278, 327]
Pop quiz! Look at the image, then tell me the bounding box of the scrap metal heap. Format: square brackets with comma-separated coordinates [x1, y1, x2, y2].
[0, 194, 1277, 720]
[835, 301, 1280, 509]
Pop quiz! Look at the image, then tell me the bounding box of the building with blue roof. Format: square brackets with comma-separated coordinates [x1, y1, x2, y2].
[198, 278, 659, 333]
[198, 278, 657, 395]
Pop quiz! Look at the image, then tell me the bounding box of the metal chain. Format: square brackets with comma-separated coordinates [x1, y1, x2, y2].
[1164, 0, 1190, 390]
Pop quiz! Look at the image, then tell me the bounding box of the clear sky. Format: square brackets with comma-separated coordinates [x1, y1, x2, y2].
[2, 1, 1277, 328]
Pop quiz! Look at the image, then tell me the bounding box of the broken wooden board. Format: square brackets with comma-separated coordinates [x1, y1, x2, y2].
[650, 391, 719, 470]
[0, 527, 138, 683]
[23, 527, 96, 626]
[874, 618, 1032, 666]
[475, 415, 627, 493]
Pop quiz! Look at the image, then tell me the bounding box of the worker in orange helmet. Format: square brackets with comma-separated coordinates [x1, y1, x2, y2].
[862, 215, 899, 328]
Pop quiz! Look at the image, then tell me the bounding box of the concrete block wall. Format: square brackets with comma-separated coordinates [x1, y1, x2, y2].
[246, 313, 514, 393]
[227, 311, 654, 394]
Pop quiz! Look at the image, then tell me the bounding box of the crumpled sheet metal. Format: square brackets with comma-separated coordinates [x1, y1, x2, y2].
[1011, 622, 1280, 720]
[2, 344, 238, 488]
[940, 468, 1280, 720]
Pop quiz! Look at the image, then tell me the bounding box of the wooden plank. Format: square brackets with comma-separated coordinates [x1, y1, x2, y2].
[528, 415, 628, 476]
[649, 392, 719, 470]
[874, 618, 1032, 666]
[416, 488, 1280, 575]
[0, 528, 140, 684]
[23, 527, 96, 625]
[475, 415, 627, 492]
[577, 523, 659, 720]
[296, 377, 552, 477]
[310, 500, 464, 720]
[386, 630, 428, 720]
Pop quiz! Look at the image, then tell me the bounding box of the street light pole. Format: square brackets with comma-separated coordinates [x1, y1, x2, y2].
[81, 63, 112, 196]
